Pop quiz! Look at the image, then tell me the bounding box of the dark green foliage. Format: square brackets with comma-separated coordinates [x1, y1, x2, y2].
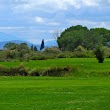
[94, 46, 105, 63]
[57, 25, 110, 51]
[40, 39, 44, 50]
[57, 25, 89, 51]
[90, 28, 110, 45]
[4, 42, 18, 50]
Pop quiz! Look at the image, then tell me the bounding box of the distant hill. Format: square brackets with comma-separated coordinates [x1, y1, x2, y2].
[45, 40, 58, 47]
[0, 40, 58, 49]
[0, 32, 58, 49]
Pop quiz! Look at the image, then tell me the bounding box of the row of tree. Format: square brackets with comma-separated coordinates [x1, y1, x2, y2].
[57, 25, 110, 51]
[0, 39, 45, 61]
[4, 39, 45, 52]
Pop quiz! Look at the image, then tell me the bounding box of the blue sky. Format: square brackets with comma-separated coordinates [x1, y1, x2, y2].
[0, 0, 110, 44]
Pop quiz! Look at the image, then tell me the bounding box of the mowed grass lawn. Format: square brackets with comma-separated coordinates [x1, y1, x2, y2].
[0, 77, 110, 110]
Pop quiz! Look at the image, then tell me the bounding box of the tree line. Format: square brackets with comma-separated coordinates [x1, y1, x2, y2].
[0, 25, 110, 63]
[57, 25, 110, 51]
[0, 39, 45, 61]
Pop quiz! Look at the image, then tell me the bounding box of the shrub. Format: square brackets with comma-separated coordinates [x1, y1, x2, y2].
[44, 47, 61, 54]
[105, 47, 110, 58]
[57, 53, 67, 58]
[42, 66, 74, 77]
[16, 64, 28, 76]
[72, 51, 94, 58]
[28, 68, 40, 76]
[74, 45, 87, 52]
[0, 64, 28, 76]
[0, 64, 75, 77]
[94, 46, 105, 63]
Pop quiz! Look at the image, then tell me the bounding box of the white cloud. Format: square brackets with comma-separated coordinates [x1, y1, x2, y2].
[13, 0, 110, 13]
[47, 22, 60, 26]
[34, 16, 60, 26]
[35, 16, 45, 24]
[0, 26, 25, 30]
[13, 0, 82, 13]
[82, 0, 99, 6]
[67, 19, 110, 29]
[1, 0, 110, 43]
[45, 38, 55, 42]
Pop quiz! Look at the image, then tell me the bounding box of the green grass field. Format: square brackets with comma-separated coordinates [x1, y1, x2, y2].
[0, 58, 110, 77]
[0, 77, 110, 110]
[0, 58, 110, 109]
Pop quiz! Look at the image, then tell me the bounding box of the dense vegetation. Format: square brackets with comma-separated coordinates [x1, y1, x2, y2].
[0, 25, 110, 76]
[0, 25, 110, 63]
[57, 25, 110, 51]
[0, 43, 110, 62]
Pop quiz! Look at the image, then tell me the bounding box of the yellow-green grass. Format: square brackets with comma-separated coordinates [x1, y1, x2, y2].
[0, 77, 110, 110]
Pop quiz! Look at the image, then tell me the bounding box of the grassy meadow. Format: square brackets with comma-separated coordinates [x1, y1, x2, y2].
[0, 77, 110, 110]
[0, 58, 110, 110]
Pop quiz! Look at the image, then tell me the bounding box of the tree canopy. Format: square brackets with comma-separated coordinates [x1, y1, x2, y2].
[57, 25, 110, 51]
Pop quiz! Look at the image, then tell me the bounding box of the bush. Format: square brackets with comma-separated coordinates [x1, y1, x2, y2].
[105, 47, 110, 58]
[0, 64, 28, 76]
[42, 66, 75, 77]
[74, 46, 87, 52]
[31, 55, 48, 60]
[28, 68, 40, 76]
[0, 65, 75, 77]
[44, 47, 61, 54]
[72, 51, 94, 58]
[94, 46, 105, 63]
[57, 53, 67, 58]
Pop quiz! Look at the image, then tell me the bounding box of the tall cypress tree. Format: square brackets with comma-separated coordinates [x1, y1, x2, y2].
[40, 39, 44, 50]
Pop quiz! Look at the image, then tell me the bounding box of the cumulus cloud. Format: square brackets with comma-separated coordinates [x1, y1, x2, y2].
[47, 22, 60, 26]
[0, 26, 26, 30]
[13, 0, 110, 13]
[34, 16, 60, 26]
[0, 0, 110, 43]
[13, 0, 82, 12]
[68, 19, 110, 29]
[35, 16, 45, 24]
